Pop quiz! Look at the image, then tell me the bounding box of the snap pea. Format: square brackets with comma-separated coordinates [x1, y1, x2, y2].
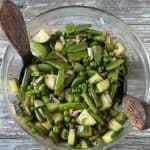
[21, 67, 32, 91]
[59, 103, 87, 110]
[67, 42, 87, 53]
[46, 60, 71, 70]
[65, 74, 75, 88]
[89, 86, 100, 107]
[46, 51, 60, 60]
[71, 76, 86, 87]
[93, 46, 103, 65]
[75, 24, 92, 32]
[55, 69, 65, 94]
[73, 63, 85, 73]
[82, 92, 97, 113]
[93, 35, 105, 42]
[110, 83, 119, 98]
[106, 59, 124, 71]
[37, 63, 55, 73]
[65, 23, 75, 34]
[86, 29, 103, 35]
[108, 72, 119, 81]
[67, 51, 88, 62]
[31, 42, 48, 59]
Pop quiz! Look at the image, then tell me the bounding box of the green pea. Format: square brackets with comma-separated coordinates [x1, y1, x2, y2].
[74, 96, 81, 103]
[27, 85, 32, 90]
[97, 67, 102, 73]
[79, 71, 84, 76]
[64, 116, 70, 122]
[38, 83, 46, 92]
[64, 111, 69, 116]
[53, 126, 59, 133]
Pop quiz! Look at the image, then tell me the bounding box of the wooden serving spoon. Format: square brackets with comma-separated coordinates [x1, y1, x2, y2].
[0, 0, 33, 80]
[0, 0, 150, 130]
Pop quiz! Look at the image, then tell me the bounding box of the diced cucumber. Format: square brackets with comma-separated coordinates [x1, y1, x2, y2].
[53, 112, 63, 125]
[89, 73, 103, 84]
[96, 79, 110, 93]
[34, 100, 44, 108]
[114, 112, 127, 124]
[114, 42, 126, 56]
[45, 75, 57, 90]
[32, 29, 50, 43]
[102, 130, 115, 143]
[80, 139, 88, 149]
[108, 119, 123, 131]
[41, 121, 52, 130]
[61, 128, 69, 140]
[46, 103, 59, 112]
[100, 94, 112, 111]
[76, 109, 96, 125]
[77, 125, 92, 137]
[9, 78, 20, 93]
[68, 129, 76, 146]
[55, 41, 63, 52]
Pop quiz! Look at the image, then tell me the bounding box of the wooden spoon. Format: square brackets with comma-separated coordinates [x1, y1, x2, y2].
[0, 0, 33, 79]
[0, 1, 150, 130]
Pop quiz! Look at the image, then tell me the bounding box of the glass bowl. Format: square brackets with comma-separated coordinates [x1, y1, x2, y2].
[1, 6, 150, 150]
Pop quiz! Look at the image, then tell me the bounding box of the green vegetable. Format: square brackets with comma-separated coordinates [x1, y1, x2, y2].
[77, 125, 92, 137]
[114, 42, 126, 56]
[55, 69, 65, 94]
[29, 64, 38, 72]
[93, 46, 103, 65]
[110, 83, 119, 98]
[93, 35, 105, 42]
[32, 29, 50, 43]
[53, 112, 63, 125]
[86, 29, 103, 35]
[106, 59, 124, 71]
[89, 73, 103, 84]
[61, 128, 69, 140]
[9, 78, 20, 93]
[21, 67, 32, 91]
[31, 42, 48, 59]
[71, 76, 86, 87]
[108, 72, 119, 81]
[96, 79, 110, 93]
[108, 119, 123, 131]
[68, 129, 76, 145]
[100, 94, 112, 111]
[34, 100, 44, 108]
[82, 93, 97, 113]
[114, 112, 127, 124]
[46, 103, 59, 112]
[89, 86, 100, 107]
[34, 109, 44, 122]
[67, 51, 88, 62]
[55, 41, 63, 52]
[76, 109, 96, 125]
[41, 121, 53, 130]
[80, 139, 88, 148]
[65, 23, 75, 34]
[59, 103, 86, 111]
[73, 63, 84, 72]
[67, 42, 87, 52]
[102, 130, 116, 143]
[46, 60, 71, 70]
[45, 75, 57, 90]
[75, 24, 92, 32]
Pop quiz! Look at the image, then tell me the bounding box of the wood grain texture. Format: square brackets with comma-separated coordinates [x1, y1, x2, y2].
[0, 0, 150, 149]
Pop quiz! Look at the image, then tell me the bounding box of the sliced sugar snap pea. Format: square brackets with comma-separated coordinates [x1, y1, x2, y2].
[55, 69, 65, 94]
[67, 42, 87, 53]
[93, 46, 103, 65]
[31, 42, 48, 59]
[75, 24, 92, 32]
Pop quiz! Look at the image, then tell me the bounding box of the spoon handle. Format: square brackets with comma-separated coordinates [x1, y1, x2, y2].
[122, 95, 150, 130]
[0, 0, 30, 57]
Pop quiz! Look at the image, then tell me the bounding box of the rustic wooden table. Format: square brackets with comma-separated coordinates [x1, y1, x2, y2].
[0, 0, 150, 149]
